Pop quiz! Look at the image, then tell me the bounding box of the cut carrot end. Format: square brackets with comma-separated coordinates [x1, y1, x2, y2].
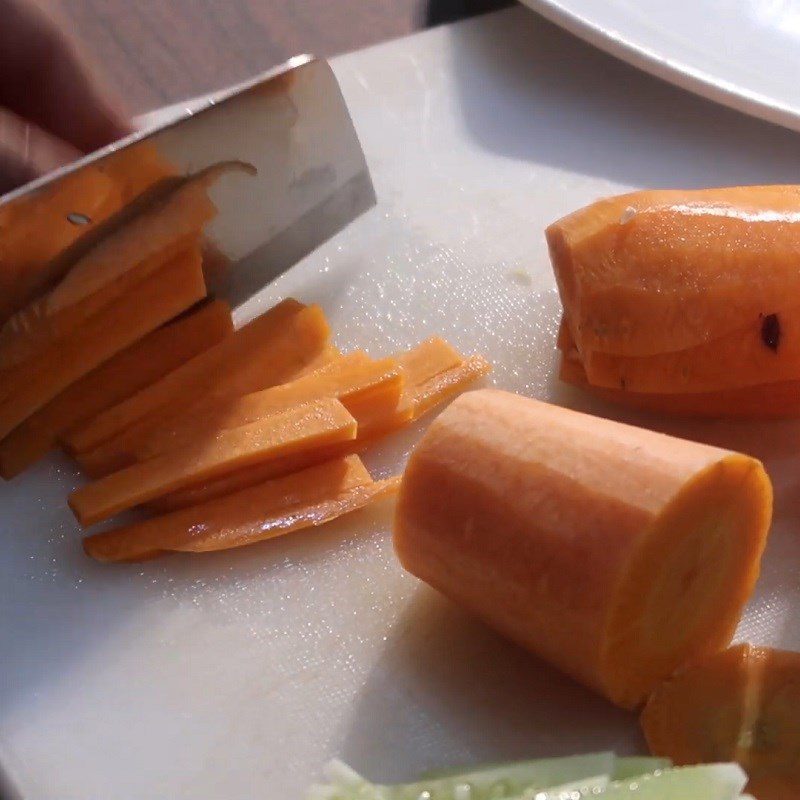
[641, 643, 800, 800]
[602, 455, 773, 709]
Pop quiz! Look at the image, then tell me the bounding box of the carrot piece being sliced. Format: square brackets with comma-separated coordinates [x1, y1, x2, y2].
[641, 643, 800, 800]
[0, 172, 217, 372]
[65, 299, 328, 471]
[0, 245, 206, 443]
[394, 389, 772, 709]
[0, 301, 232, 479]
[132, 353, 403, 461]
[84, 455, 399, 562]
[68, 398, 357, 526]
[397, 336, 462, 385]
[559, 352, 800, 419]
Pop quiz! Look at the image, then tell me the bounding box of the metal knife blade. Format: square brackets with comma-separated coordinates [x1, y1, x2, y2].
[0, 55, 375, 319]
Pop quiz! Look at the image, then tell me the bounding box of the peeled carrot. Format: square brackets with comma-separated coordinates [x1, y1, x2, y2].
[132, 353, 403, 461]
[394, 389, 772, 709]
[560, 353, 800, 419]
[0, 301, 232, 478]
[83, 455, 399, 562]
[547, 185, 800, 357]
[65, 300, 329, 473]
[583, 307, 800, 393]
[0, 245, 206, 442]
[642, 643, 800, 800]
[68, 398, 357, 526]
[149, 341, 488, 513]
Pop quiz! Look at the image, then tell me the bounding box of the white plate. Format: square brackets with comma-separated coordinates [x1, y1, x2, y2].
[521, 0, 800, 133]
[3, 7, 800, 799]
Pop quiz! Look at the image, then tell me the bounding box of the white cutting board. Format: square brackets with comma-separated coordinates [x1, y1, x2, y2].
[4, 7, 800, 798]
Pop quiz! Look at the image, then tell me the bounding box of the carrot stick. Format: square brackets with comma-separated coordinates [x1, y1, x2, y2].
[132, 353, 402, 461]
[68, 398, 357, 526]
[394, 389, 772, 709]
[83, 455, 399, 562]
[0, 245, 206, 442]
[65, 300, 328, 471]
[641, 643, 800, 800]
[0, 301, 232, 478]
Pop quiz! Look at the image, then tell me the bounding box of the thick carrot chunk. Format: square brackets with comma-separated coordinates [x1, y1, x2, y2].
[642, 644, 800, 800]
[68, 398, 357, 526]
[0, 245, 206, 442]
[83, 455, 399, 562]
[0, 301, 232, 478]
[394, 390, 772, 709]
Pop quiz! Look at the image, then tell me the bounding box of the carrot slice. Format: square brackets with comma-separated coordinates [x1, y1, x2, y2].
[560, 352, 800, 419]
[641, 643, 800, 800]
[0, 301, 233, 478]
[547, 185, 800, 357]
[394, 389, 772, 709]
[83, 455, 399, 562]
[150, 341, 490, 513]
[0, 245, 206, 443]
[66, 300, 328, 472]
[584, 308, 800, 393]
[132, 353, 403, 461]
[68, 398, 357, 526]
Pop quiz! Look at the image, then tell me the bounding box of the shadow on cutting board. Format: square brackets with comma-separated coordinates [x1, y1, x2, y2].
[336, 586, 639, 783]
[448, 8, 800, 190]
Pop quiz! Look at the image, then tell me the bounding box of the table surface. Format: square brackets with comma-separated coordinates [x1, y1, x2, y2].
[45, 0, 510, 114]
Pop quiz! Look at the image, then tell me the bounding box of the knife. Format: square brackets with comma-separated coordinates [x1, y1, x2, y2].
[0, 55, 376, 327]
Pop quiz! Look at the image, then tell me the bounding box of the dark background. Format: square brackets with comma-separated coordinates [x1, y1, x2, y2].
[44, 0, 512, 113]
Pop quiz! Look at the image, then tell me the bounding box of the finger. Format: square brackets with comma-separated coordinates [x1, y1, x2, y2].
[0, 0, 131, 153]
[0, 107, 80, 194]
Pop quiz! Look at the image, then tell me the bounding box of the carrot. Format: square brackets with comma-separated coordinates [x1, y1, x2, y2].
[68, 398, 357, 526]
[547, 185, 800, 357]
[0, 301, 233, 478]
[583, 308, 800, 393]
[83, 455, 399, 562]
[65, 300, 329, 473]
[641, 643, 800, 800]
[149, 341, 487, 513]
[560, 353, 800, 419]
[132, 353, 403, 461]
[394, 389, 772, 709]
[0, 245, 206, 443]
[0, 162, 247, 374]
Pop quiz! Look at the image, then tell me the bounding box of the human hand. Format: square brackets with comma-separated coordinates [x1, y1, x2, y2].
[0, 0, 130, 194]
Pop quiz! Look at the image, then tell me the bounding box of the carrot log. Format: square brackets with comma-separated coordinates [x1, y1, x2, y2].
[83, 455, 399, 562]
[641, 643, 800, 800]
[0, 244, 206, 442]
[547, 185, 800, 357]
[65, 300, 329, 474]
[0, 301, 232, 478]
[394, 389, 772, 709]
[68, 398, 357, 526]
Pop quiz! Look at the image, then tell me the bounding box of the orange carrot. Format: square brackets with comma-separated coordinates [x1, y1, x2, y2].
[560, 352, 800, 419]
[65, 300, 329, 472]
[547, 185, 800, 357]
[642, 643, 800, 800]
[394, 389, 772, 709]
[68, 398, 357, 526]
[0, 301, 232, 478]
[132, 353, 403, 461]
[0, 245, 206, 443]
[83, 455, 399, 562]
[149, 342, 490, 512]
